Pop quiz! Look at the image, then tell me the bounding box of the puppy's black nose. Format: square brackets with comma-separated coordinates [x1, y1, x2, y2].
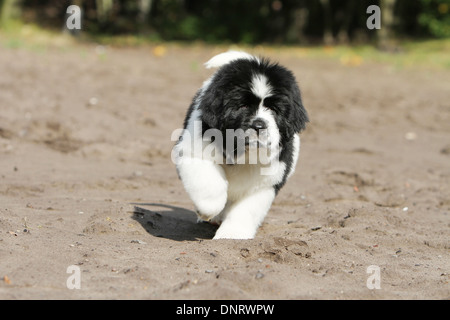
[251, 119, 267, 130]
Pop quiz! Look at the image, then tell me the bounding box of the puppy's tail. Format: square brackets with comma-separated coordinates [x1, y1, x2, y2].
[204, 51, 257, 69]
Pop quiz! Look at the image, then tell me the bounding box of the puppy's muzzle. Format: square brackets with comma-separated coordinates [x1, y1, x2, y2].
[250, 119, 267, 131]
[247, 118, 270, 148]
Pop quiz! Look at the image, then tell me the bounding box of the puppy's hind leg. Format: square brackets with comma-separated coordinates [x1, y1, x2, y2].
[177, 158, 228, 222]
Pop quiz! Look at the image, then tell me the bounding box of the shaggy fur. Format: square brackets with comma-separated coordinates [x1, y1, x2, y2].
[173, 51, 308, 239]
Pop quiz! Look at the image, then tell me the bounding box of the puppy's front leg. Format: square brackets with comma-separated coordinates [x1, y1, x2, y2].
[177, 157, 228, 221]
[213, 188, 275, 239]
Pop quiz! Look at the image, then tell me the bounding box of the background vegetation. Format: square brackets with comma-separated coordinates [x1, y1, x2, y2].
[0, 0, 449, 45]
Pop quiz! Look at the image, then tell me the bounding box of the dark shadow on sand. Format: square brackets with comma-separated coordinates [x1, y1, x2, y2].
[130, 203, 217, 241]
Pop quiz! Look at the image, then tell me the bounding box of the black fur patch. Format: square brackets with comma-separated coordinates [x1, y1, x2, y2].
[180, 56, 308, 193]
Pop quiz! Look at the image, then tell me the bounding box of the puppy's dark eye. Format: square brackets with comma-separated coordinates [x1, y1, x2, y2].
[262, 105, 274, 113]
[263, 97, 280, 113]
[263, 98, 274, 109]
[241, 105, 248, 108]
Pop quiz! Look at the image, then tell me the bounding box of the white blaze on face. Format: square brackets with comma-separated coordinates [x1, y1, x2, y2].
[251, 74, 272, 99]
[255, 106, 279, 146]
[247, 74, 281, 163]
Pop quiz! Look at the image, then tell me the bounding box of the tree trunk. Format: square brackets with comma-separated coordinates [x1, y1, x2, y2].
[287, 7, 309, 44]
[138, 0, 153, 24]
[337, 0, 355, 44]
[96, 0, 113, 23]
[320, 0, 334, 45]
[0, 0, 20, 26]
[378, 0, 397, 49]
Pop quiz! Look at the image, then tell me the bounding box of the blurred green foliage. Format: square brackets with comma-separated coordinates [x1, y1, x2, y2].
[1, 0, 449, 44]
[419, 0, 450, 37]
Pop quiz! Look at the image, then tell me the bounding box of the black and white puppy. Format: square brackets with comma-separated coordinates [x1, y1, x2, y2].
[173, 51, 308, 239]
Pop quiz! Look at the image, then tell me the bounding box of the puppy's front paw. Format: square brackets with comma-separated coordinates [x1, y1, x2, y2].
[194, 193, 227, 222]
[196, 210, 216, 223]
[213, 223, 256, 240]
[177, 158, 228, 222]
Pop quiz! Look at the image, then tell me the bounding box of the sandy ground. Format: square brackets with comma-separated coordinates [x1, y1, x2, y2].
[0, 41, 449, 300]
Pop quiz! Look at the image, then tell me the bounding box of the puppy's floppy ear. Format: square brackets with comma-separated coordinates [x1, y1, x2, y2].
[289, 85, 309, 134]
[198, 84, 224, 129]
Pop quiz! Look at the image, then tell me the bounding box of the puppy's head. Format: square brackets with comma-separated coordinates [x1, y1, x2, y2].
[199, 52, 309, 162]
